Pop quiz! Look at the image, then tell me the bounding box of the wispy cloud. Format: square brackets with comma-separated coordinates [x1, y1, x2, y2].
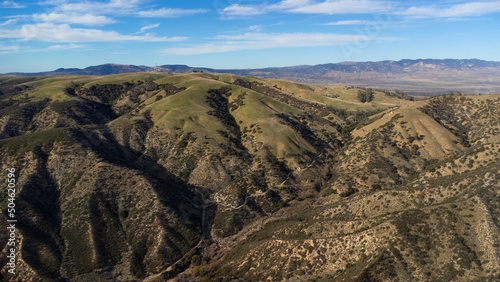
[45, 43, 87, 50]
[2, 23, 187, 42]
[290, 0, 391, 14]
[220, 0, 314, 17]
[136, 23, 160, 34]
[220, 0, 500, 19]
[324, 20, 374, 25]
[48, 0, 142, 15]
[28, 43, 88, 52]
[222, 4, 266, 16]
[0, 45, 19, 54]
[0, 1, 199, 45]
[248, 25, 263, 31]
[0, 26, 19, 38]
[43, 0, 209, 18]
[1, 0, 26, 8]
[397, 1, 500, 19]
[138, 8, 209, 18]
[220, 0, 390, 17]
[220, 0, 310, 17]
[164, 32, 394, 55]
[0, 1, 198, 45]
[0, 19, 19, 26]
[33, 13, 116, 25]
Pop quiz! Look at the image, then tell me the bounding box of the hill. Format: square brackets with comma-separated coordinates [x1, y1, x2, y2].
[0, 73, 499, 281]
[4, 59, 500, 95]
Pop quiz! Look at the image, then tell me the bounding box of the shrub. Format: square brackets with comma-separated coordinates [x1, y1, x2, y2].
[191, 255, 201, 266]
[340, 187, 358, 197]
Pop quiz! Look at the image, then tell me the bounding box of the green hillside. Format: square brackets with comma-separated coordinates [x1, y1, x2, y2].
[0, 73, 499, 281]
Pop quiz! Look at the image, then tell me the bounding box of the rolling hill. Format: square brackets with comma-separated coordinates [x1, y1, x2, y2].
[0, 73, 499, 281]
[4, 59, 500, 95]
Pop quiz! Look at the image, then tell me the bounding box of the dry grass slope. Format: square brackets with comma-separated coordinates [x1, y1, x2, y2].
[0, 73, 498, 281]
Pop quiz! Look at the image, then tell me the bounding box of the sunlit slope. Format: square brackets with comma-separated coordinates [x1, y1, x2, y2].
[267, 78, 414, 110]
[3, 72, 498, 281]
[186, 94, 500, 282]
[105, 73, 343, 162]
[352, 102, 463, 160]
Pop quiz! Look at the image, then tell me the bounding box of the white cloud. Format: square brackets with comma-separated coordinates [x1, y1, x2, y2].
[0, 41, 88, 54]
[138, 7, 209, 18]
[45, 43, 87, 50]
[44, 0, 209, 18]
[163, 32, 393, 55]
[10, 23, 186, 42]
[33, 13, 116, 25]
[53, 0, 142, 14]
[248, 25, 263, 31]
[27, 43, 88, 52]
[137, 23, 160, 34]
[221, 4, 266, 16]
[397, 1, 500, 18]
[1, 0, 25, 8]
[0, 19, 19, 26]
[0, 26, 19, 38]
[290, 0, 390, 14]
[324, 20, 373, 25]
[0, 45, 19, 54]
[220, 1, 310, 17]
[219, 0, 500, 20]
[270, 0, 312, 9]
[220, 0, 390, 16]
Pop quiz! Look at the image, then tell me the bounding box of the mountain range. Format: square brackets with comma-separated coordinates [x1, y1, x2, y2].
[0, 72, 499, 281]
[4, 59, 500, 95]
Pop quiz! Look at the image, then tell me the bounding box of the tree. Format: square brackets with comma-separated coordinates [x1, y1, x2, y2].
[358, 90, 367, 103]
[366, 88, 373, 102]
[357, 88, 373, 103]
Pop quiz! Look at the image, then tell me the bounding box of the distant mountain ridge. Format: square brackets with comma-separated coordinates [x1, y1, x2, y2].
[4, 59, 500, 94]
[7, 59, 500, 76]
[5, 63, 205, 76]
[224, 58, 500, 74]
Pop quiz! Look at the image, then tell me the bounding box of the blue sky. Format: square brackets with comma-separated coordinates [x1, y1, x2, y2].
[1, 0, 500, 72]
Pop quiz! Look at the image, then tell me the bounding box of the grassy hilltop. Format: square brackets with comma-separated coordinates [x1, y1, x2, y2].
[0, 72, 499, 281]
